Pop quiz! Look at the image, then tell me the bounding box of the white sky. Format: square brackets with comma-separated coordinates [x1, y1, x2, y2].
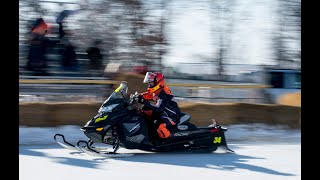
[164, 0, 279, 69]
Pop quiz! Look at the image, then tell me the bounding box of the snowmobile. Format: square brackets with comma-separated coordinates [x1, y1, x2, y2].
[54, 81, 234, 157]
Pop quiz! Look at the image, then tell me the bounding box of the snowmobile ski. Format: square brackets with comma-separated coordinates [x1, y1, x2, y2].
[77, 140, 134, 158]
[54, 133, 83, 151]
[54, 133, 112, 152]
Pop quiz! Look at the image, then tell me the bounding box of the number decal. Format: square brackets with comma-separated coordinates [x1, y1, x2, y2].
[213, 137, 222, 144]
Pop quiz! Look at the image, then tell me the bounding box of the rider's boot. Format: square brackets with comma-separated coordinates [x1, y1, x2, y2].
[157, 123, 170, 139]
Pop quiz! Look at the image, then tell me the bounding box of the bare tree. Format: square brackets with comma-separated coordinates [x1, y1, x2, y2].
[273, 0, 301, 69]
[210, 0, 235, 78]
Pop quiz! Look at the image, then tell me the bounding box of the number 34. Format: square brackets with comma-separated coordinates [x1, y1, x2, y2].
[213, 137, 222, 144]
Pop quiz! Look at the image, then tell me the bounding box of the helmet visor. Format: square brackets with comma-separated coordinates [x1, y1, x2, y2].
[143, 72, 156, 83]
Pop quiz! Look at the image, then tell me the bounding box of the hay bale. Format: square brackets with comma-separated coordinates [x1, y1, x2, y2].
[179, 102, 238, 126]
[277, 92, 301, 107]
[236, 103, 300, 128]
[19, 102, 101, 127]
[19, 102, 301, 129]
[178, 102, 300, 128]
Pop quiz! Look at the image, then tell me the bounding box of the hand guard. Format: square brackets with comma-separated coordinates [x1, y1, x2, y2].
[129, 92, 139, 105]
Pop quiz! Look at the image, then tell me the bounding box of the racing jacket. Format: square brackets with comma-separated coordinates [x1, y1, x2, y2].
[140, 86, 181, 123]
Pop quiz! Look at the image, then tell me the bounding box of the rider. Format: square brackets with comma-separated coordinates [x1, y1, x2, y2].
[137, 72, 182, 139]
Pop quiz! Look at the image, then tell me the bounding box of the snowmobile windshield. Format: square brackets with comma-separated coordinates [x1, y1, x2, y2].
[98, 81, 128, 113]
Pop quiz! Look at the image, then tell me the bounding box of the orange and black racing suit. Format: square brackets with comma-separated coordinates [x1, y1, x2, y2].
[140, 86, 181, 138]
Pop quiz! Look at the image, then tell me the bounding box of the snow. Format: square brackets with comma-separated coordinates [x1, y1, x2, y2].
[19, 124, 301, 180]
[20, 143, 300, 180]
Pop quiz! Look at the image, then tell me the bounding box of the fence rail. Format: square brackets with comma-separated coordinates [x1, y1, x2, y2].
[19, 78, 270, 89]
[19, 77, 269, 103]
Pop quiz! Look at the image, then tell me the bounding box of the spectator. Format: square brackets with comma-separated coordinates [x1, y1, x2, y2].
[26, 18, 50, 75]
[56, 9, 80, 39]
[56, 12, 79, 72]
[86, 39, 104, 76]
[60, 37, 78, 71]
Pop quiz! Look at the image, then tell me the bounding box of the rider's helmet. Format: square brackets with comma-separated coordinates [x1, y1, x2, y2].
[143, 72, 165, 92]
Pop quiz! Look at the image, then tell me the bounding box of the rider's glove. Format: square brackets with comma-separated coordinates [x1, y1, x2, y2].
[137, 95, 145, 104]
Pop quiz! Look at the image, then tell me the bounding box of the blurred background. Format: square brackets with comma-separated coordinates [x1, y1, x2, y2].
[19, 0, 300, 125]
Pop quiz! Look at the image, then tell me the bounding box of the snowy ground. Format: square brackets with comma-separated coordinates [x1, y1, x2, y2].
[19, 124, 301, 180]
